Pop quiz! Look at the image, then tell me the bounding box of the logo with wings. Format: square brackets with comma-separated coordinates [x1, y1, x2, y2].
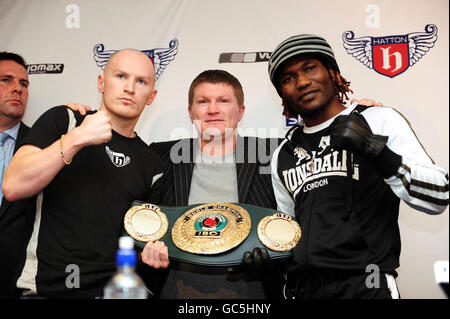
[342, 24, 437, 78]
[93, 39, 179, 80]
[105, 146, 130, 168]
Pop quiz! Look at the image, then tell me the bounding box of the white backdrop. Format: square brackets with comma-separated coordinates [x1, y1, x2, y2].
[1, 0, 448, 299]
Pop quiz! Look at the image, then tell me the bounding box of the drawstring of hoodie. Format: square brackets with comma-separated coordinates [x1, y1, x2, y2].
[286, 270, 326, 299]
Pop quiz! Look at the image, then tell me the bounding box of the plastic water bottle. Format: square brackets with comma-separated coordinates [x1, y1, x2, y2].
[103, 236, 149, 299]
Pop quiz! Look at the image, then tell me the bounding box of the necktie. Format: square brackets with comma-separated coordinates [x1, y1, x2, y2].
[0, 132, 11, 204]
[0, 132, 8, 145]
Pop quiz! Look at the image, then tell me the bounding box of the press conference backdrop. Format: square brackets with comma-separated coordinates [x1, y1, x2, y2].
[1, 0, 448, 299]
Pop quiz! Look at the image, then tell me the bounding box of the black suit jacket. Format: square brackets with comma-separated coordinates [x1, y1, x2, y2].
[141, 136, 284, 298]
[149, 136, 281, 208]
[0, 122, 36, 298]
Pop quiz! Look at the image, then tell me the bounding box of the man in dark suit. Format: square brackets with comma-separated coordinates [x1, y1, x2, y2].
[0, 51, 35, 299]
[139, 70, 380, 298]
[149, 135, 279, 209]
[140, 70, 284, 298]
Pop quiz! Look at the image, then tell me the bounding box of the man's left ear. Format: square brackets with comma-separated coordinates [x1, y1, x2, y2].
[146, 90, 158, 105]
[97, 74, 104, 93]
[239, 105, 246, 121]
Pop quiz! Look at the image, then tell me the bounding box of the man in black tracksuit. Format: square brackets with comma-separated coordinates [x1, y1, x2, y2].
[268, 34, 449, 299]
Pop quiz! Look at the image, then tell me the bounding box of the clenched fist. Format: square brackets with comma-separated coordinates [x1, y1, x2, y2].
[75, 110, 112, 147]
[329, 114, 388, 161]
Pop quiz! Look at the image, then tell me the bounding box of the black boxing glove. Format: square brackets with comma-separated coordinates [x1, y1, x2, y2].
[330, 114, 402, 177]
[330, 114, 387, 160]
[241, 247, 271, 273]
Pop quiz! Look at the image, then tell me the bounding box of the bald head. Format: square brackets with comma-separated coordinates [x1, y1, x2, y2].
[104, 49, 156, 86]
[97, 48, 158, 127]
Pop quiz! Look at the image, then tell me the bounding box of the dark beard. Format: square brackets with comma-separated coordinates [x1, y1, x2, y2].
[283, 94, 333, 122]
[297, 102, 329, 119]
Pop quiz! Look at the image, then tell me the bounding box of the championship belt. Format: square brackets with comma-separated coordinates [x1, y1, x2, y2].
[123, 201, 301, 266]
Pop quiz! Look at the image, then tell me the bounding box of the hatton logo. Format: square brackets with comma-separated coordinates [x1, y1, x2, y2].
[343, 24, 438, 78]
[105, 146, 130, 168]
[93, 39, 179, 80]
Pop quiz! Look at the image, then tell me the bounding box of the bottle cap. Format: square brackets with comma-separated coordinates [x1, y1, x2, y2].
[116, 236, 136, 266]
[119, 236, 134, 249]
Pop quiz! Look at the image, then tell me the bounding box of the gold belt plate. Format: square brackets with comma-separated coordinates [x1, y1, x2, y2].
[172, 202, 251, 254]
[257, 213, 301, 252]
[124, 203, 168, 242]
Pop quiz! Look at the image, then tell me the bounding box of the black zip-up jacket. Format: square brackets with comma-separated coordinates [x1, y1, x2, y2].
[271, 104, 449, 275]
